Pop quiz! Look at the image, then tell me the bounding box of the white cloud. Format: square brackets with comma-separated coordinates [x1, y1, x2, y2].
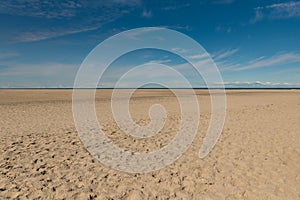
[171, 48, 189, 54]
[232, 52, 300, 71]
[121, 27, 160, 40]
[161, 3, 190, 11]
[100, 63, 197, 88]
[214, 81, 296, 87]
[212, 0, 235, 4]
[251, 1, 300, 23]
[113, 0, 141, 6]
[215, 25, 233, 33]
[251, 7, 264, 23]
[266, 1, 300, 18]
[1, 0, 142, 42]
[213, 48, 239, 60]
[142, 9, 152, 18]
[0, 61, 79, 87]
[148, 59, 171, 64]
[15, 26, 102, 42]
[0, 62, 76, 76]
[0, 51, 20, 60]
[0, 0, 141, 19]
[0, 0, 80, 19]
[187, 53, 209, 59]
[161, 25, 191, 31]
[97, 55, 218, 88]
[271, 66, 300, 75]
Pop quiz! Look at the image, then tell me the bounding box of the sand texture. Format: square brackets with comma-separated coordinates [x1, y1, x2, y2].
[0, 89, 299, 199]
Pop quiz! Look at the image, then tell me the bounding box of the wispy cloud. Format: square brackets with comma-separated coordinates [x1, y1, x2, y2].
[15, 26, 103, 42]
[215, 25, 232, 33]
[97, 53, 216, 88]
[251, 1, 300, 23]
[148, 59, 171, 64]
[217, 51, 300, 72]
[120, 27, 160, 40]
[215, 81, 289, 85]
[0, 0, 80, 19]
[142, 9, 152, 18]
[171, 47, 189, 54]
[0, 51, 20, 60]
[212, 0, 235, 5]
[0, 61, 78, 87]
[187, 53, 209, 60]
[161, 25, 191, 31]
[1, 0, 142, 42]
[251, 7, 264, 23]
[213, 48, 239, 60]
[231, 52, 300, 71]
[0, 0, 141, 19]
[113, 0, 141, 6]
[161, 3, 190, 11]
[214, 81, 298, 87]
[211, 48, 239, 71]
[271, 66, 300, 75]
[0, 62, 77, 77]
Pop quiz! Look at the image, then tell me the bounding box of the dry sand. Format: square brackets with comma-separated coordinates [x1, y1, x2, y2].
[0, 89, 299, 199]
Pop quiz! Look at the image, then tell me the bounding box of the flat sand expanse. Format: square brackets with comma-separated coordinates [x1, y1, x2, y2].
[0, 90, 299, 199]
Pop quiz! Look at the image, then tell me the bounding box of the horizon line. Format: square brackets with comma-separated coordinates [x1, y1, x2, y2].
[1, 87, 299, 90]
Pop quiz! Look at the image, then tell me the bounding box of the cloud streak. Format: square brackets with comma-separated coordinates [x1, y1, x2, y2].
[142, 9, 152, 18]
[231, 52, 300, 71]
[0, 62, 77, 77]
[0, 51, 20, 60]
[15, 26, 102, 42]
[161, 3, 190, 11]
[251, 1, 300, 23]
[212, 0, 235, 5]
[1, 0, 142, 42]
[0, 0, 141, 19]
[213, 48, 239, 60]
[213, 81, 300, 88]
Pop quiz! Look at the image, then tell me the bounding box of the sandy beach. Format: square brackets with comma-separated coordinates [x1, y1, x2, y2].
[0, 89, 299, 199]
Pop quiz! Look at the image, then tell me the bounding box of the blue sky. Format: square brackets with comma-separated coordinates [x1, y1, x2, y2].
[0, 0, 299, 88]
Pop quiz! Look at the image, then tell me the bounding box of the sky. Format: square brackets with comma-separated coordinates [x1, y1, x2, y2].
[0, 0, 299, 88]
